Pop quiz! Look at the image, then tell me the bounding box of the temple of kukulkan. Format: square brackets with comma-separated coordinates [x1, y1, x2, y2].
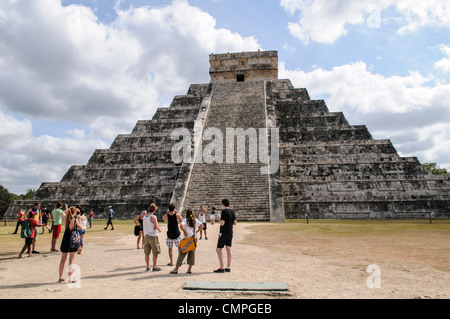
[6, 50, 449, 221]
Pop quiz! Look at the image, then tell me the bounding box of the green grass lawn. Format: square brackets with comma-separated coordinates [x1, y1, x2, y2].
[245, 219, 450, 271]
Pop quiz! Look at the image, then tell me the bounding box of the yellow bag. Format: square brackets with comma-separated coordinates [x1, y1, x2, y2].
[180, 235, 197, 253]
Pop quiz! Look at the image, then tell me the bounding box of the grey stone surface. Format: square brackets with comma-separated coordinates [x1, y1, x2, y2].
[5, 50, 449, 220]
[183, 281, 289, 291]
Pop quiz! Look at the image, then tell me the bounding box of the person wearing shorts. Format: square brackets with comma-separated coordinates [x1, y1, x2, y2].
[26, 202, 41, 254]
[163, 203, 182, 266]
[143, 203, 162, 272]
[214, 199, 236, 273]
[196, 204, 208, 240]
[18, 212, 43, 258]
[210, 204, 217, 225]
[51, 202, 65, 252]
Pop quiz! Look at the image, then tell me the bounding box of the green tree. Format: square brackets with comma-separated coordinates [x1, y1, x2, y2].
[422, 162, 449, 175]
[0, 185, 36, 217]
[21, 189, 36, 200]
[0, 185, 13, 216]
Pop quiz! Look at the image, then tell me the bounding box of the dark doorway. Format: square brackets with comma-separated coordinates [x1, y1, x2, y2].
[236, 74, 245, 82]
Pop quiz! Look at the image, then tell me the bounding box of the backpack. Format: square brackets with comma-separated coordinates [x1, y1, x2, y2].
[20, 220, 32, 239]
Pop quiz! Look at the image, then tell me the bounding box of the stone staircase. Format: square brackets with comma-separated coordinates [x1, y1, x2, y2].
[181, 81, 271, 221]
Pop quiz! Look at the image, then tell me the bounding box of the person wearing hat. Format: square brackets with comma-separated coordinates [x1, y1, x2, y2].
[143, 203, 162, 271]
[104, 206, 115, 230]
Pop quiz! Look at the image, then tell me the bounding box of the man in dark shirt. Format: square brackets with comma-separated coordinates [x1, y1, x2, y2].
[214, 198, 236, 273]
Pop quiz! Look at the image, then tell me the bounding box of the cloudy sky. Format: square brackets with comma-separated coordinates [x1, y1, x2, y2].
[1, 0, 449, 194]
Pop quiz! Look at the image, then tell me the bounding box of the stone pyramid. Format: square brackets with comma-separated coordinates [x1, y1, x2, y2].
[6, 50, 449, 220]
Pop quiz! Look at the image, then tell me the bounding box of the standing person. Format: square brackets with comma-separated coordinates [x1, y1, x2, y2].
[210, 204, 217, 225]
[88, 209, 94, 228]
[58, 206, 83, 283]
[76, 205, 87, 254]
[25, 202, 41, 254]
[40, 206, 51, 234]
[50, 202, 66, 252]
[134, 211, 146, 249]
[12, 208, 25, 234]
[214, 198, 236, 273]
[143, 203, 162, 272]
[196, 204, 208, 240]
[162, 204, 182, 266]
[170, 209, 204, 274]
[18, 211, 45, 258]
[104, 206, 115, 230]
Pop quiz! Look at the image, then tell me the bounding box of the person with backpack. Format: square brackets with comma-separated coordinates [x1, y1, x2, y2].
[170, 209, 204, 275]
[25, 202, 41, 254]
[18, 211, 45, 258]
[58, 206, 83, 283]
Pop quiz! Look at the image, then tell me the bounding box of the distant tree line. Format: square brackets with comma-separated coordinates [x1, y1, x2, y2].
[422, 162, 449, 175]
[0, 185, 35, 217]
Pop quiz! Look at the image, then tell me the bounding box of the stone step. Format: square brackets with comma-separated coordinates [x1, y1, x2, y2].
[181, 81, 271, 218]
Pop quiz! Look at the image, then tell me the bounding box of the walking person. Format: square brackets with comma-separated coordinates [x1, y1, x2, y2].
[196, 204, 208, 240]
[170, 209, 204, 274]
[88, 209, 94, 228]
[162, 204, 182, 266]
[25, 202, 41, 254]
[50, 202, 66, 252]
[134, 211, 146, 249]
[76, 205, 87, 254]
[143, 203, 162, 272]
[12, 208, 25, 234]
[40, 206, 51, 234]
[18, 211, 45, 258]
[58, 206, 83, 283]
[104, 206, 114, 230]
[210, 204, 217, 225]
[214, 198, 236, 273]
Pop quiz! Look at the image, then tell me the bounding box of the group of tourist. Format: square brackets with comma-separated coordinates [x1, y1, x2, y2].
[134, 199, 236, 274]
[12, 198, 236, 282]
[14, 201, 92, 283]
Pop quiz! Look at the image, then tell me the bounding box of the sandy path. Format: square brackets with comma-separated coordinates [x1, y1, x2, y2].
[0, 222, 449, 299]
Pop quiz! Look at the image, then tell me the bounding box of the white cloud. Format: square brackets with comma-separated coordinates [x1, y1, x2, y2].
[281, 0, 450, 44]
[0, 111, 109, 194]
[279, 61, 450, 169]
[0, 0, 261, 193]
[0, 0, 260, 127]
[395, 0, 450, 35]
[434, 44, 450, 74]
[283, 0, 370, 44]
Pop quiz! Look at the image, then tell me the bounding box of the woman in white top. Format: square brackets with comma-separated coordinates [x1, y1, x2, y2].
[170, 209, 204, 274]
[196, 204, 208, 240]
[76, 205, 87, 255]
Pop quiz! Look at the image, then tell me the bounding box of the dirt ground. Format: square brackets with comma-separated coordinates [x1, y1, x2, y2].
[0, 219, 449, 299]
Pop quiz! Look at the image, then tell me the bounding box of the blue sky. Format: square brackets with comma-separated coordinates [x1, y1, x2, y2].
[1, 0, 449, 194]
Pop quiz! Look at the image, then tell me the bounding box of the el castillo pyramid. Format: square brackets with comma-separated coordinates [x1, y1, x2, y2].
[6, 50, 449, 220]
